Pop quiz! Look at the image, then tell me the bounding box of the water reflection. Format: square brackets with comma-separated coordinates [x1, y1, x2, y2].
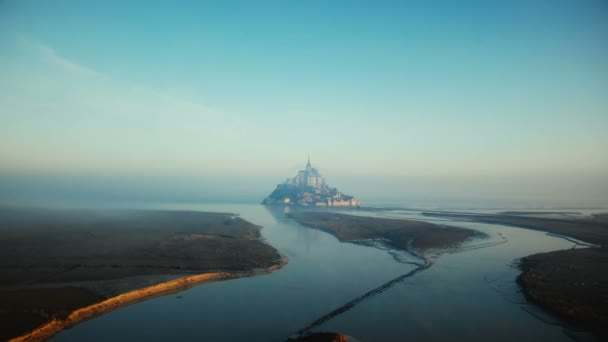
[51, 203, 592, 341]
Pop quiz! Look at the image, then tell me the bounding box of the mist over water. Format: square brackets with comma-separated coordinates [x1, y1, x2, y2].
[2, 169, 606, 211]
[1, 1, 607, 211]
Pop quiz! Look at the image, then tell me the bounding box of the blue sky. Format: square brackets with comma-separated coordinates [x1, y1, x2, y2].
[1, 1, 607, 206]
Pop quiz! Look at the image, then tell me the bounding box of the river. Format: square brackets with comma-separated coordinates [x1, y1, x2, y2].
[50, 203, 595, 341]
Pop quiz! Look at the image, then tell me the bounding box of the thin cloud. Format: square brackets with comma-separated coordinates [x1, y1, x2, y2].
[16, 35, 102, 77]
[3, 35, 254, 174]
[16, 36, 227, 118]
[37, 44, 101, 77]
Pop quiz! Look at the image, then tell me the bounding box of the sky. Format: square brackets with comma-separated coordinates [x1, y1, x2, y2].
[1, 1, 607, 207]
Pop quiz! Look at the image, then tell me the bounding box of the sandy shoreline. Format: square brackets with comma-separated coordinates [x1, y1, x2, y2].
[11, 257, 288, 342]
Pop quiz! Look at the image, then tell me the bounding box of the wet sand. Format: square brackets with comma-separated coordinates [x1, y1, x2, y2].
[287, 211, 484, 340]
[288, 332, 349, 342]
[423, 210, 608, 339]
[422, 212, 608, 246]
[519, 247, 608, 340]
[0, 207, 285, 341]
[288, 211, 482, 253]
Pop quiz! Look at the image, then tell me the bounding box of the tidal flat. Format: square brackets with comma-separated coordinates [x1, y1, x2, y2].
[423, 210, 608, 340]
[519, 247, 608, 339]
[422, 211, 608, 246]
[0, 207, 284, 341]
[288, 211, 483, 253]
[290, 209, 608, 340]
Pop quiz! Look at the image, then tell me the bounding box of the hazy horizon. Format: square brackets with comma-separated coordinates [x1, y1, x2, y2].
[2, 165, 607, 209]
[1, 1, 607, 208]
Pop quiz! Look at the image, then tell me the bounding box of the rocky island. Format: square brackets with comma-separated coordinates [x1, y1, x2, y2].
[262, 158, 360, 207]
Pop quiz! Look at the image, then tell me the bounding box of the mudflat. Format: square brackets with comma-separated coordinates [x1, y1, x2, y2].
[288, 211, 481, 253]
[423, 212, 608, 246]
[288, 332, 349, 342]
[423, 210, 608, 339]
[519, 247, 608, 339]
[0, 207, 283, 341]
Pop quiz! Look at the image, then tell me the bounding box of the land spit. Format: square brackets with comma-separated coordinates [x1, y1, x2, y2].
[0, 207, 286, 341]
[422, 211, 608, 246]
[288, 211, 484, 253]
[287, 211, 484, 339]
[10, 259, 288, 342]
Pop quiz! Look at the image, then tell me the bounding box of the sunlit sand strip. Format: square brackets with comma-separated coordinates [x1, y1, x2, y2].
[11, 257, 288, 342]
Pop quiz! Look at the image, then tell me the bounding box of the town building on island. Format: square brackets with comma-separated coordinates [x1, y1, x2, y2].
[262, 157, 360, 207]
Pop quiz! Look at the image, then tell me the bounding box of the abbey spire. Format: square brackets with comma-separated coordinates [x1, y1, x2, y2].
[262, 158, 360, 207]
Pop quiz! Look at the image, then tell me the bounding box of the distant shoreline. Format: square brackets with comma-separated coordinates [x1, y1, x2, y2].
[422, 211, 608, 246]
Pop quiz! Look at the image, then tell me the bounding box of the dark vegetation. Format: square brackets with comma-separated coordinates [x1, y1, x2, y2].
[288, 332, 349, 342]
[0, 207, 281, 341]
[0, 287, 104, 340]
[266, 183, 302, 202]
[288, 211, 481, 252]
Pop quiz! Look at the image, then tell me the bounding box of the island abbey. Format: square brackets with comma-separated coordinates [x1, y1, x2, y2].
[262, 157, 360, 207]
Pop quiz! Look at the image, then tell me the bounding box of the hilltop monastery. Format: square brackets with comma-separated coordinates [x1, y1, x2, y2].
[262, 158, 360, 207]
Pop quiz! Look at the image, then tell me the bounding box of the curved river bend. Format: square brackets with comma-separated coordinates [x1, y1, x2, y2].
[51, 203, 588, 341]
